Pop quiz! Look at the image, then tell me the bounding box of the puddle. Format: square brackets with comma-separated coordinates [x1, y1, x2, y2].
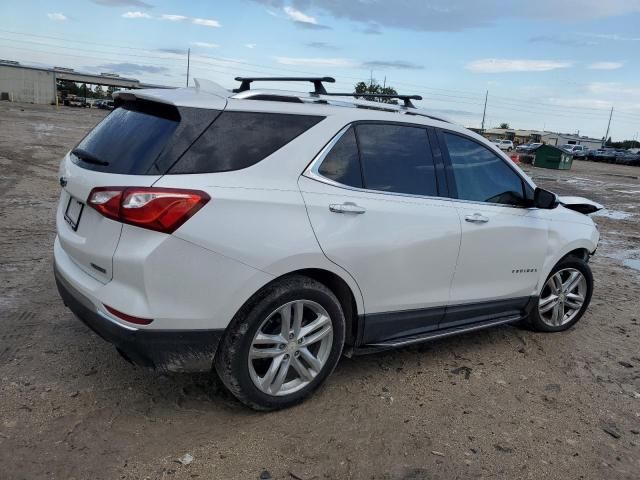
[614, 190, 640, 195]
[592, 209, 634, 220]
[623, 259, 640, 272]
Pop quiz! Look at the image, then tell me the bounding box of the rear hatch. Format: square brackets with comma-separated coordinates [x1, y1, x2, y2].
[56, 92, 226, 283]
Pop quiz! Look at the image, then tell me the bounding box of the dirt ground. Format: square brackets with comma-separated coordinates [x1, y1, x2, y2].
[1, 102, 639, 480]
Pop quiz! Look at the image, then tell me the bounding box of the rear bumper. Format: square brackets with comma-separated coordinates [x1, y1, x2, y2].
[54, 264, 224, 372]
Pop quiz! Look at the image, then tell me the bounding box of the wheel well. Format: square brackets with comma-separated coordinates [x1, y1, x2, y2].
[562, 248, 590, 262]
[288, 268, 359, 347]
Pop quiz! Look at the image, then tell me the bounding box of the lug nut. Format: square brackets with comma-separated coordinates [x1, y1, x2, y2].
[294, 351, 300, 358]
[278, 344, 285, 350]
[289, 333, 294, 340]
[284, 354, 289, 360]
[297, 337, 304, 344]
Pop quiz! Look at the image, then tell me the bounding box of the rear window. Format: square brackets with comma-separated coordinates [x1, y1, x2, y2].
[72, 101, 180, 174]
[168, 111, 324, 174]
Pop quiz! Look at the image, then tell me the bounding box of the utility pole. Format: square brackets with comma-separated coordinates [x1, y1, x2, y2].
[603, 106, 613, 147]
[186, 48, 191, 88]
[481, 90, 488, 131]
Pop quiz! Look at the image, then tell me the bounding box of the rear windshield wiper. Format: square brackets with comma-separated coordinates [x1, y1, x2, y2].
[71, 148, 109, 166]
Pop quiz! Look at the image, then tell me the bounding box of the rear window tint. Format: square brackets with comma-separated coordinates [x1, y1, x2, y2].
[72, 101, 179, 174]
[169, 111, 324, 174]
[318, 127, 362, 188]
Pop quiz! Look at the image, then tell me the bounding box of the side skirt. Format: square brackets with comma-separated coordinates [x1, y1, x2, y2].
[354, 296, 537, 355]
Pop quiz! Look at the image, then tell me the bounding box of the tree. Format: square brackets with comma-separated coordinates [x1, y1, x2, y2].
[106, 86, 120, 98]
[94, 85, 104, 98]
[354, 80, 399, 104]
[56, 79, 80, 95]
[499, 122, 510, 129]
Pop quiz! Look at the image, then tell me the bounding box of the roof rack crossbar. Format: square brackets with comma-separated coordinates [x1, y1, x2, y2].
[234, 76, 335, 95]
[321, 92, 422, 108]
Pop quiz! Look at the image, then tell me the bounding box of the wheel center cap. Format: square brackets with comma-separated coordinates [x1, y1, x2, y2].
[287, 341, 298, 352]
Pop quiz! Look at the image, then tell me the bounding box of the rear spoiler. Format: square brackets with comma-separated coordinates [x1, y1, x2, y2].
[113, 86, 228, 110]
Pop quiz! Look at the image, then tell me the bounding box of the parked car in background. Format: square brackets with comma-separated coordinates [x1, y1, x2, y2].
[516, 142, 541, 153]
[494, 139, 514, 151]
[98, 100, 114, 110]
[560, 144, 588, 159]
[54, 78, 602, 410]
[592, 149, 616, 162]
[616, 151, 640, 166]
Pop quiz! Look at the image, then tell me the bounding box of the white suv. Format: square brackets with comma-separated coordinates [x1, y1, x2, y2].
[54, 77, 601, 410]
[494, 139, 514, 151]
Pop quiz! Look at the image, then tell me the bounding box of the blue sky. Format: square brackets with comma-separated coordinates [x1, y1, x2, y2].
[1, 0, 640, 140]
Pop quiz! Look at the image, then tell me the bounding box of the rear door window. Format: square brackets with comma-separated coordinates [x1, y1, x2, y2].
[317, 127, 363, 188]
[169, 111, 324, 173]
[356, 124, 438, 196]
[72, 101, 180, 174]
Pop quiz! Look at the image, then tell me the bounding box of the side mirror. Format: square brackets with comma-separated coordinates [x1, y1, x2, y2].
[533, 187, 559, 209]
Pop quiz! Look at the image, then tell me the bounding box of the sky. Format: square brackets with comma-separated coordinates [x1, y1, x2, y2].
[1, 0, 640, 141]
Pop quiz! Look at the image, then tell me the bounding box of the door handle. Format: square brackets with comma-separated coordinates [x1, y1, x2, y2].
[464, 213, 489, 224]
[329, 202, 366, 214]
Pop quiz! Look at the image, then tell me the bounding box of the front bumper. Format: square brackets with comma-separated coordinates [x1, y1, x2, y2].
[54, 264, 224, 372]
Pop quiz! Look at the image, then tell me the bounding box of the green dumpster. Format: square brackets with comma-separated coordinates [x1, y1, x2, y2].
[533, 145, 574, 170]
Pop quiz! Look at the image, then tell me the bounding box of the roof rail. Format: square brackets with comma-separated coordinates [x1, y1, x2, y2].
[234, 76, 335, 95]
[321, 92, 422, 108]
[232, 89, 451, 123]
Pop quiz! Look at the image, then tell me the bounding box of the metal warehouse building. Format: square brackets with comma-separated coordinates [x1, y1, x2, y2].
[0, 61, 166, 104]
[483, 128, 602, 149]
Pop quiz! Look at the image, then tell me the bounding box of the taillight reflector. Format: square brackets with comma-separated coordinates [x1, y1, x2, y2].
[104, 304, 153, 325]
[87, 187, 210, 233]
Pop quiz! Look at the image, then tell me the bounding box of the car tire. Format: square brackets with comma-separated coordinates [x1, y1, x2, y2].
[214, 275, 345, 411]
[525, 256, 593, 332]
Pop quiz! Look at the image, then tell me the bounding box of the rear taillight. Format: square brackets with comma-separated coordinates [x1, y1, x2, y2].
[87, 187, 210, 234]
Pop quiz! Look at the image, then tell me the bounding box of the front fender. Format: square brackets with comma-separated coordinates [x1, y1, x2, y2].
[536, 223, 599, 292]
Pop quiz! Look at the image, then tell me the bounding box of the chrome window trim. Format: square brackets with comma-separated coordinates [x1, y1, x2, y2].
[303, 123, 534, 210]
[302, 124, 447, 203]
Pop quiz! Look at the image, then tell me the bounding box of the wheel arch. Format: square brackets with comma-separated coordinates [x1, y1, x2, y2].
[537, 241, 595, 292]
[232, 265, 364, 348]
[289, 268, 360, 347]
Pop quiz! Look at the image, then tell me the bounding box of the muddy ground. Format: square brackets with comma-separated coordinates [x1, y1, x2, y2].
[0, 103, 639, 480]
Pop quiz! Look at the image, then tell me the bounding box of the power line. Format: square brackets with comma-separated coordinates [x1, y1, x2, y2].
[2, 29, 640, 120]
[1, 31, 638, 136]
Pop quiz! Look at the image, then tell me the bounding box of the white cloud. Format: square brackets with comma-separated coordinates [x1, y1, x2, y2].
[275, 56, 354, 67]
[588, 61, 623, 70]
[162, 14, 188, 21]
[466, 58, 573, 73]
[192, 41, 219, 48]
[245, 43, 256, 49]
[266, 9, 278, 17]
[586, 82, 640, 98]
[283, 6, 317, 24]
[122, 11, 151, 19]
[254, 0, 640, 33]
[192, 17, 221, 27]
[47, 13, 67, 21]
[547, 97, 612, 109]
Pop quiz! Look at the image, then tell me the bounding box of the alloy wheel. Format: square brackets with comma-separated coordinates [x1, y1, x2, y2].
[248, 300, 333, 396]
[538, 268, 587, 327]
